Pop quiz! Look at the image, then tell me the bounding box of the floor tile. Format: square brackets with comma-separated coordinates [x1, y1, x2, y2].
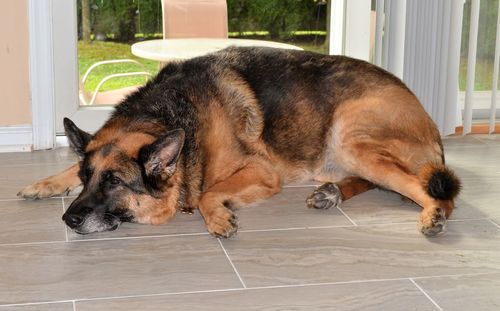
[0, 199, 65, 245]
[0, 235, 242, 305]
[338, 143, 500, 224]
[0, 148, 77, 167]
[0, 163, 77, 199]
[415, 273, 500, 311]
[473, 134, 500, 145]
[76, 280, 436, 311]
[338, 183, 499, 225]
[490, 218, 500, 229]
[221, 220, 500, 287]
[238, 186, 353, 231]
[336, 189, 421, 225]
[0, 302, 73, 311]
[441, 135, 487, 147]
[0, 135, 498, 307]
[282, 180, 321, 187]
[453, 178, 500, 219]
[445, 145, 500, 179]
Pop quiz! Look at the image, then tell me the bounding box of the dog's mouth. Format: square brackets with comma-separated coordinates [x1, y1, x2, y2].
[72, 213, 122, 235]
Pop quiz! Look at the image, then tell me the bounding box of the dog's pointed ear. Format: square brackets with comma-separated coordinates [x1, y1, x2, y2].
[139, 129, 185, 179]
[64, 118, 92, 157]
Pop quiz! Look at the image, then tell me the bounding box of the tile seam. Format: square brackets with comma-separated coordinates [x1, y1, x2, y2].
[1, 272, 497, 307]
[409, 278, 443, 311]
[0, 217, 495, 247]
[217, 238, 247, 288]
[62, 198, 68, 242]
[336, 206, 358, 226]
[487, 218, 500, 229]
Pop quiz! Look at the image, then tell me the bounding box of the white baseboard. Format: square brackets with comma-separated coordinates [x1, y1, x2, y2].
[56, 135, 69, 147]
[459, 91, 500, 119]
[0, 125, 33, 152]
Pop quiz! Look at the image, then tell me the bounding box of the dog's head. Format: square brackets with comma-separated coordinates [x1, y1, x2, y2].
[62, 118, 185, 234]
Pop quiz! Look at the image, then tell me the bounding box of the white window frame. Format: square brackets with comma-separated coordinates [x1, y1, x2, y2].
[329, 0, 372, 61]
[29, 0, 113, 150]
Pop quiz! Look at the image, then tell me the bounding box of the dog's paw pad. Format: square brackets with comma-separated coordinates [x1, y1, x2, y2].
[180, 207, 195, 215]
[420, 207, 447, 237]
[306, 182, 342, 210]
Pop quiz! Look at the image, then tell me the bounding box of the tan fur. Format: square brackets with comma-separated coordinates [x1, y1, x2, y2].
[327, 86, 451, 232]
[18, 163, 81, 199]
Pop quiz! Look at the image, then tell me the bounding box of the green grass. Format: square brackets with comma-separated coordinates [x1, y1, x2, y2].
[78, 40, 328, 92]
[78, 41, 159, 92]
[459, 57, 497, 91]
[79, 41, 498, 92]
[296, 42, 328, 54]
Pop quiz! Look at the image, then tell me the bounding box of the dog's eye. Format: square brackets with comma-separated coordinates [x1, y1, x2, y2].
[104, 172, 121, 186]
[109, 176, 121, 185]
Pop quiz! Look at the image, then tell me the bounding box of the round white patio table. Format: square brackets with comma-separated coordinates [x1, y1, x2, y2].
[131, 38, 303, 61]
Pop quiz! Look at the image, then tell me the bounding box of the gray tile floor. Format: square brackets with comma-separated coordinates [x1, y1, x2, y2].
[1, 135, 499, 310]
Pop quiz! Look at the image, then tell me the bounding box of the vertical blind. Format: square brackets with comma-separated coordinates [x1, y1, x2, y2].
[402, 0, 464, 136]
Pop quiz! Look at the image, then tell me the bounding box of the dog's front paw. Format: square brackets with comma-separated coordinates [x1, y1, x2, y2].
[419, 207, 447, 236]
[204, 206, 238, 238]
[18, 179, 71, 199]
[306, 182, 342, 209]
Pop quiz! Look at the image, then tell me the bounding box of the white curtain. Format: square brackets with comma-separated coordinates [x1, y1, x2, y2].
[401, 0, 464, 136]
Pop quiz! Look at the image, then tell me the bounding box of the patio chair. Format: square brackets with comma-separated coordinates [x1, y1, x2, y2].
[79, 59, 151, 106]
[161, 0, 228, 38]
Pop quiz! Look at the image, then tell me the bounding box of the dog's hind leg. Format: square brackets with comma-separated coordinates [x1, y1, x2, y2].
[342, 146, 459, 236]
[198, 157, 282, 238]
[306, 177, 375, 210]
[18, 163, 81, 199]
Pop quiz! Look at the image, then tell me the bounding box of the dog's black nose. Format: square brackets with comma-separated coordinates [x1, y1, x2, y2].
[62, 213, 84, 228]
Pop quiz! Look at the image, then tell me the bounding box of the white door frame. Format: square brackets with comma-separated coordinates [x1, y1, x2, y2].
[29, 0, 113, 150]
[329, 0, 371, 61]
[28, 0, 56, 150]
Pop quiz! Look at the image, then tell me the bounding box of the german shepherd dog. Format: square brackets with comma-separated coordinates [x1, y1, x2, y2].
[19, 47, 460, 237]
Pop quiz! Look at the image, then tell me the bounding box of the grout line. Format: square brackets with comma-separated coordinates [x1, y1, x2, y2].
[488, 218, 500, 229]
[217, 238, 247, 288]
[1, 272, 497, 307]
[77, 288, 248, 304]
[0, 198, 25, 202]
[0, 240, 65, 247]
[239, 226, 308, 233]
[54, 195, 79, 199]
[0, 222, 387, 247]
[0, 161, 76, 168]
[0, 196, 78, 203]
[69, 232, 210, 243]
[409, 278, 443, 311]
[0, 300, 75, 308]
[447, 218, 490, 222]
[411, 271, 499, 280]
[1, 217, 495, 248]
[62, 198, 68, 242]
[470, 136, 492, 145]
[282, 184, 319, 188]
[336, 206, 358, 226]
[0, 232, 209, 247]
[76, 271, 492, 300]
[307, 224, 357, 230]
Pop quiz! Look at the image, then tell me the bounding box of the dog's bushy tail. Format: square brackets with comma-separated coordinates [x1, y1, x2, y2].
[419, 163, 461, 200]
